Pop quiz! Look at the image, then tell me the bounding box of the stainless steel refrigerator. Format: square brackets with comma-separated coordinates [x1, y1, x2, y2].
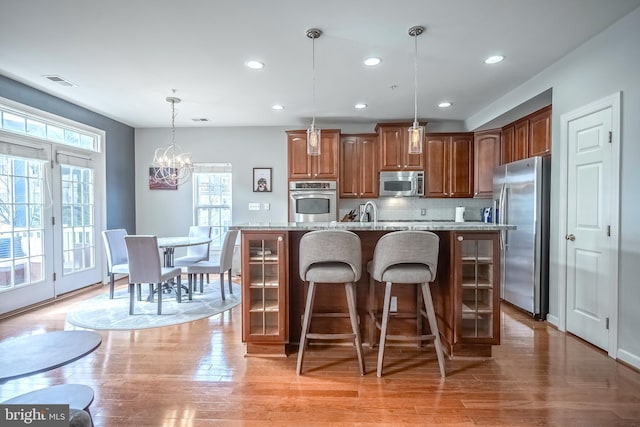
[493, 156, 550, 319]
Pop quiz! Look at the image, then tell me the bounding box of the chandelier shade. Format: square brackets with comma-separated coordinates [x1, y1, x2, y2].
[408, 25, 425, 155]
[151, 95, 193, 187]
[306, 28, 322, 156]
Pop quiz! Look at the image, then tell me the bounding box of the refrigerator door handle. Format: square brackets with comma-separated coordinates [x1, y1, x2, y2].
[499, 183, 507, 250]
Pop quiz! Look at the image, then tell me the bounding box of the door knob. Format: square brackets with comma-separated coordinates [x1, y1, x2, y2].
[565, 234, 576, 241]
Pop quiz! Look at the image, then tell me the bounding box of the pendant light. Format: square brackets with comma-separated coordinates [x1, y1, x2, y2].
[306, 28, 322, 156]
[408, 25, 425, 155]
[152, 92, 193, 187]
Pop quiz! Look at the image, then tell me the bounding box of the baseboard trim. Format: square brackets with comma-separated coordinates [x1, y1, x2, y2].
[617, 349, 640, 371]
[546, 314, 559, 328]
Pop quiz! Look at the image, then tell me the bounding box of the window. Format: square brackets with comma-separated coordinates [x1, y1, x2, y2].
[193, 163, 232, 251]
[0, 106, 99, 151]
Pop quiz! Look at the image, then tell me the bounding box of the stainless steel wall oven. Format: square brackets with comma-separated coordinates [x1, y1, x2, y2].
[289, 181, 337, 222]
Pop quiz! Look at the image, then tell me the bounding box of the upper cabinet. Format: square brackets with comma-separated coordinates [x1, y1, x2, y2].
[425, 133, 474, 198]
[473, 130, 501, 198]
[287, 129, 340, 180]
[528, 106, 552, 157]
[500, 106, 552, 164]
[340, 134, 378, 198]
[376, 123, 424, 171]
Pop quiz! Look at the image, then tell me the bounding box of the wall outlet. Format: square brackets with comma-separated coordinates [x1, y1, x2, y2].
[420, 208, 427, 216]
[248, 202, 261, 211]
[390, 296, 398, 312]
[263, 203, 270, 210]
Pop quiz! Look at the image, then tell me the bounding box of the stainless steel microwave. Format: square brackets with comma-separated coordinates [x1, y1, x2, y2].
[379, 171, 425, 197]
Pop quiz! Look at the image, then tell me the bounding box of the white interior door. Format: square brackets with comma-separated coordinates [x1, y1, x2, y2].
[565, 107, 612, 351]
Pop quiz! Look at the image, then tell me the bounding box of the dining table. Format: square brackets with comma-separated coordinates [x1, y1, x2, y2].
[157, 236, 211, 267]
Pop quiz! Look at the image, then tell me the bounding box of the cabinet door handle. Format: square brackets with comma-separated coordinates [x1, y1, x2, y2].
[277, 236, 283, 242]
[457, 235, 464, 241]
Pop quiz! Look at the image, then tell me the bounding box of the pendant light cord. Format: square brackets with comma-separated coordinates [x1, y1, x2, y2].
[311, 34, 316, 129]
[413, 32, 418, 127]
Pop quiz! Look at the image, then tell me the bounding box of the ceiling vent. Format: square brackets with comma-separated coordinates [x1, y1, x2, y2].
[42, 75, 76, 87]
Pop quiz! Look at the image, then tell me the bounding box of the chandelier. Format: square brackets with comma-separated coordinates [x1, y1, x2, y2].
[152, 95, 193, 187]
[408, 25, 425, 155]
[306, 28, 322, 156]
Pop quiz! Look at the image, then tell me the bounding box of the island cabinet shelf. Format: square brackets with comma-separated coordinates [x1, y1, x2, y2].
[238, 227, 503, 358]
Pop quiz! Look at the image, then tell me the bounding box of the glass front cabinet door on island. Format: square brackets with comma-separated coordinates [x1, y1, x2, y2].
[241, 231, 288, 356]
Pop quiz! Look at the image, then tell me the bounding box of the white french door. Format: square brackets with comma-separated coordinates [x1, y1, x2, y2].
[0, 136, 103, 314]
[0, 139, 54, 313]
[53, 149, 102, 295]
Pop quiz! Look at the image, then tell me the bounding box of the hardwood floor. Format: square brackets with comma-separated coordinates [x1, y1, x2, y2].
[1, 280, 640, 426]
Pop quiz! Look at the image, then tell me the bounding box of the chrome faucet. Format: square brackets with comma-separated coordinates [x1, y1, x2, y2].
[360, 200, 378, 225]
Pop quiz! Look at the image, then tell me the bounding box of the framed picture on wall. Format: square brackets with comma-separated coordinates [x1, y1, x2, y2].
[149, 167, 178, 190]
[253, 167, 272, 192]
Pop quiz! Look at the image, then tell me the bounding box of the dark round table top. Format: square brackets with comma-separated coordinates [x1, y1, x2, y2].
[2, 384, 94, 410]
[0, 330, 101, 383]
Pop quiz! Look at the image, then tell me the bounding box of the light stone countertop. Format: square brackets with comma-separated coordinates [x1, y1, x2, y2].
[230, 221, 515, 232]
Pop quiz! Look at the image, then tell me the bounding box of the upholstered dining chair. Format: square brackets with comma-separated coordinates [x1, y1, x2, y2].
[124, 235, 184, 315]
[186, 229, 239, 300]
[173, 226, 212, 267]
[367, 230, 446, 377]
[102, 229, 129, 299]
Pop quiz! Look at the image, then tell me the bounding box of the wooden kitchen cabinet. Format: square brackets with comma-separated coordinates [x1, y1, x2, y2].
[425, 133, 474, 198]
[340, 133, 378, 198]
[287, 129, 340, 180]
[513, 119, 529, 162]
[500, 125, 514, 165]
[376, 122, 424, 171]
[528, 105, 552, 157]
[500, 105, 551, 163]
[433, 232, 500, 357]
[241, 231, 288, 356]
[473, 129, 501, 198]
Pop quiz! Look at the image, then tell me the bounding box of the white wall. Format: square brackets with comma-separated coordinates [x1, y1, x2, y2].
[466, 6, 640, 367]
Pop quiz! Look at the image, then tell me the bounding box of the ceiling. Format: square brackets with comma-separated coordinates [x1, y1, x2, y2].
[1, 0, 639, 129]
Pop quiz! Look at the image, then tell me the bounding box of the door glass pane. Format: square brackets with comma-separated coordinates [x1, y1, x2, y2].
[0, 154, 46, 290]
[60, 164, 95, 274]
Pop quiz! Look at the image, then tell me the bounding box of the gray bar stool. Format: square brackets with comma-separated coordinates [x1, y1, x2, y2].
[367, 230, 446, 377]
[297, 229, 365, 375]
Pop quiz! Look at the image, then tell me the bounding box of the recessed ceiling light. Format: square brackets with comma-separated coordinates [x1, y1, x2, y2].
[272, 104, 284, 110]
[484, 55, 504, 64]
[354, 103, 367, 109]
[438, 101, 452, 108]
[364, 57, 381, 66]
[246, 60, 265, 70]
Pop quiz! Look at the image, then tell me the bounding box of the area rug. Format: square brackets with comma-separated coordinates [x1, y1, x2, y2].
[66, 281, 241, 330]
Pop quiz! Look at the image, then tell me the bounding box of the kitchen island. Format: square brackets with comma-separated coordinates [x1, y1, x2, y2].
[231, 221, 514, 358]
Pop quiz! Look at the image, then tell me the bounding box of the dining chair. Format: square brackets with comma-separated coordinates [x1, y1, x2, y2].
[173, 226, 212, 267]
[186, 230, 239, 300]
[124, 235, 184, 315]
[102, 229, 130, 299]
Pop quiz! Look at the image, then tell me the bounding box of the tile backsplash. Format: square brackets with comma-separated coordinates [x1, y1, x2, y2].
[339, 197, 493, 222]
